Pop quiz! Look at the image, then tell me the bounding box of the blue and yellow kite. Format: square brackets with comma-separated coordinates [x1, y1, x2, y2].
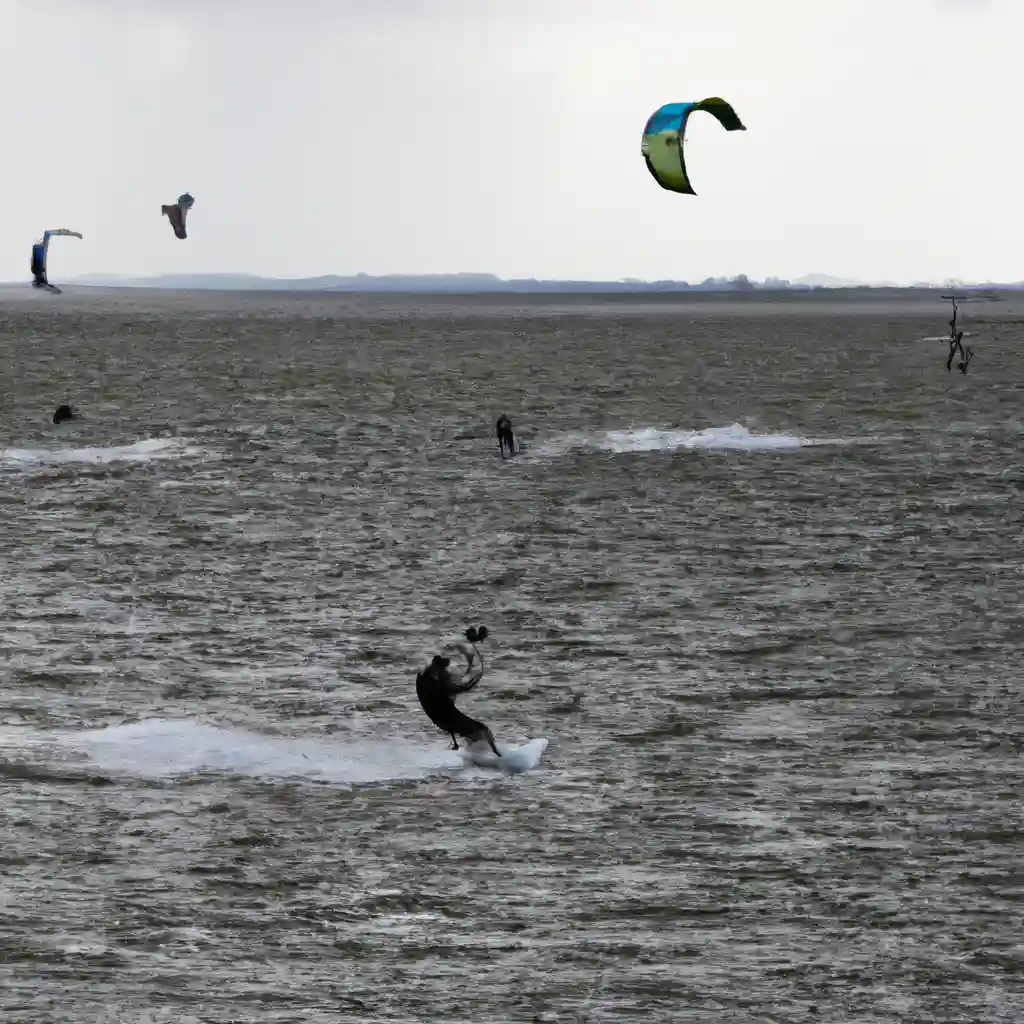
[641, 98, 746, 196]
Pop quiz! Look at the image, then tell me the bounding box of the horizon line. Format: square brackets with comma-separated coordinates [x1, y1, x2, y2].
[3, 271, 1022, 296]
[32, 270, 1024, 294]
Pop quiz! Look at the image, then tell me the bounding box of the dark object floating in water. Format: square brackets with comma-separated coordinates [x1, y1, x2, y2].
[53, 404, 75, 424]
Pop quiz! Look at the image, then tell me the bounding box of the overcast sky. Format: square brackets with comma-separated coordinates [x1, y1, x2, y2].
[1, 0, 1019, 284]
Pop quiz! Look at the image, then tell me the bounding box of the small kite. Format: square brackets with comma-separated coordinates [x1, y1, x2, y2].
[162, 193, 195, 240]
[31, 228, 83, 294]
[641, 98, 746, 195]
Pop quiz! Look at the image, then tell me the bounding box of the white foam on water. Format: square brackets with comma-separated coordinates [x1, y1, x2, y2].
[1, 437, 207, 468]
[156, 476, 233, 490]
[536, 423, 847, 456]
[47, 717, 467, 787]
[601, 424, 813, 452]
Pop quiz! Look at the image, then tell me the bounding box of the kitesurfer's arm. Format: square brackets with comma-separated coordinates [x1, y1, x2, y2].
[442, 639, 484, 693]
[445, 672, 483, 695]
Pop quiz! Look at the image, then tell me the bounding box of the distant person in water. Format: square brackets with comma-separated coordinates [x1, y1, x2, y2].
[52, 404, 75, 424]
[415, 626, 500, 755]
[496, 415, 516, 458]
[946, 331, 965, 372]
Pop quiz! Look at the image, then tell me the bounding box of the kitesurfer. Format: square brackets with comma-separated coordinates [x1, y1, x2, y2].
[416, 626, 500, 755]
[957, 346, 973, 375]
[496, 415, 516, 458]
[946, 330, 965, 372]
[52, 404, 75, 424]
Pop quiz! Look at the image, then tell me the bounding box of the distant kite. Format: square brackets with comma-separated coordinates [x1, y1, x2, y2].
[30, 228, 83, 294]
[641, 98, 746, 195]
[162, 193, 195, 239]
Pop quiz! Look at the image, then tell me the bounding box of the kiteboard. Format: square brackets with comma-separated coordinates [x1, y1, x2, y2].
[460, 736, 548, 775]
[34, 283, 62, 295]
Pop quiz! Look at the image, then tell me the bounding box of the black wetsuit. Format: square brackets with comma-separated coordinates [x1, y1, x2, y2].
[947, 330, 965, 372]
[496, 416, 515, 458]
[416, 656, 500, 755]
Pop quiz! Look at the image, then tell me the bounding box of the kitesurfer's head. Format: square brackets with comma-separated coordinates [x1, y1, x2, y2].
[52, 404, 75, 425]
[431, 654, 450, 672]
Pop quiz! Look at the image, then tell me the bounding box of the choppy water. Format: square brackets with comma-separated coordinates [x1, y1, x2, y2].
[1, 288, 1023, 1023]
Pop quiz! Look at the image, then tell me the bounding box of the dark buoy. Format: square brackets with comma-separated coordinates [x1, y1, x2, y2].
[53, 404, 75, 424]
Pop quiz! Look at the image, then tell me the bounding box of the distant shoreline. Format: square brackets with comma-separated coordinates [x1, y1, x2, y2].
[39, 271, 1024, 296]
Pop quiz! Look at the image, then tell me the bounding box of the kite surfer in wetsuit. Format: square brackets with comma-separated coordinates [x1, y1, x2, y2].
[496, 415, 516, 458]
[943, 294, 971, 372]
[947, 330, 965, 372]
[416, 626, 501, 755]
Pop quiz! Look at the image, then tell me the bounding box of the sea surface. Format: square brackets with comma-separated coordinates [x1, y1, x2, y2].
[1, 288, 1023, 1023]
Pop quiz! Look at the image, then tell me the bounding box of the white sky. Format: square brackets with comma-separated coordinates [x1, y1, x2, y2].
[1, 0, 1019, 284]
